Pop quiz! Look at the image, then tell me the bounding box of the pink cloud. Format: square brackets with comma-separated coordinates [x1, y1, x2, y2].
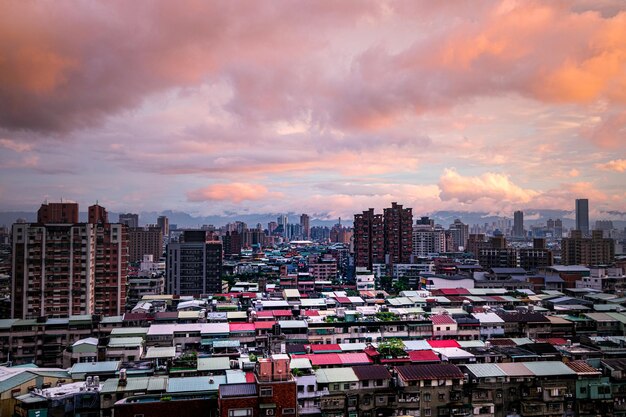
[438, 168, 539, 204]
[596, 159, 626, 172]
[581, 111, 626, 148]
[187, 183, 283, 203]
[0, 138, 34, 152]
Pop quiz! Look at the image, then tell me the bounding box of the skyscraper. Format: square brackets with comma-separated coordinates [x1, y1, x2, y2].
[383, 202, 413, 265]
[128, 226, 163, 263]
[576, 198, 589, 236]
[513, 210, 524, 237]
[12, 203, 127, 319]
[166, 230, 223, 295]
[300, 213, 310, 240]
[277, 215, 289, 239]
[353, 208, 384, 270]
[119, 213, 139, 228]
[157, 215, 169, 237]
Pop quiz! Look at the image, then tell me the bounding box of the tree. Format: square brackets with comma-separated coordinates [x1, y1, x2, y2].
[377, 338, 406, 358]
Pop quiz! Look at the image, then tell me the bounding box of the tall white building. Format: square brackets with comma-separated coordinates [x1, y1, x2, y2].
[412, 224, 446, 257]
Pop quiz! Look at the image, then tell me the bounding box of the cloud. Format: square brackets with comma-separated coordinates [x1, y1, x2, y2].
[187, 183, 283, 203]
[597, 159, 626, 172]
[0, 138, 33, 152]
[438, 168, 539, 204]
[581, 111, 626, 148]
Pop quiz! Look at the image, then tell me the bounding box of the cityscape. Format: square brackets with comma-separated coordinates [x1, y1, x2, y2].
[1, 2, 626, 417]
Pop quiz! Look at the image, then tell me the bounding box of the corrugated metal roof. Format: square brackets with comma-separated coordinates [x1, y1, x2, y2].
[0, 371, 36, 393]
[432, 347, 474, 359]
[352, 365, 391, 380]
[496, 363, 534, 376]
[566, 361, 601, 375]
[219, 382, 257, 398]
[428, 339, 461, 348]
[463, 364, 507, 378]
[70, 361, 121, 375]
[197, 357, 231, 372]
[144, 347, 177, 359]
[110, 327, 149, 336]
[108, 337, 143, 348]
[289, 358, 312, 370]
[396, 364, 464, 381]
[315, 368, 358, 384]
[278, 320, 307, 329]
[408, 350, 440, 363]
[458, 340, 486, 348]
[403, 340, 432, 351]
[167, 375, 226, 393]
[101, 376, 168, 394]
[522, 361, 576, 376]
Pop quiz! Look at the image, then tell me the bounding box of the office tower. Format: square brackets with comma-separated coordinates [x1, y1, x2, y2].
[119, 213, 139, 228]
[554, 219, 563, 238]
[37, 201, 79, 223]
[268, 221, 278, 235]
[561, 230, 614, 266]
[157, 215, 169, 236]
[513, 210, 524, 237]
[353, 208, 384, 269]
[383, 202, 413, 265]
[448, 219, 469, 251]
[166, 230, 223, 295]
[300, 213, 310, 239]
[595, 220, 614, 231]
[128, 226, 163, 263]
[416, 216, 435, 227]
[575, 198, 589, 236]
[277, 215, 289, 239]
[12, 203, 127, 319]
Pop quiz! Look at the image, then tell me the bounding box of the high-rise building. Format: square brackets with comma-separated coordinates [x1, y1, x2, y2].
[166, 230, 223, 295]
[157, 215, 169, 237]
[554, 219, 563, 238]
[513, 210, 524, 237]
[576, 198, 590, 236]
[383, 202, 413, 265]
[561, 230, 614, 266]
[412, 223, 446, 258]
[128, 226, 163, 263]
[37, 201, 79, 224]
[300, 213, 310, 240]
[222, 230, 243, 255]
[448, 219, 469, 251]
[119, 213, 139, 228]
[12, 203, 127, 319]
[88, 203, 108, 224]
[353, 208, 384, 270]
[277, 215, 289, 239]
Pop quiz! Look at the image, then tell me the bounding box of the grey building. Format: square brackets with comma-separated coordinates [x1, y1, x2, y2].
[576, 198, 589, 236]
[166, 230, 223, 295]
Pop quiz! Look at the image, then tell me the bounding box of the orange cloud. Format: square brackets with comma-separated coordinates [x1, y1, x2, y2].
[597, 159, 626, 172]
[439, 168, 539, 203]
[187, 183, 283, 203]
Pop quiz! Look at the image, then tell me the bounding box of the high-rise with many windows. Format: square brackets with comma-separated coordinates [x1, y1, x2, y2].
[166, 230, 223, 295]
[11, 203, 127, 319]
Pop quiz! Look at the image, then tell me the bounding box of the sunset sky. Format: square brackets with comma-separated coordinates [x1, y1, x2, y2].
[0, 1, 624, 220]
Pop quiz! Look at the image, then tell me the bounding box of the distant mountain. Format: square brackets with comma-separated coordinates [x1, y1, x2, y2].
[1, 208, 623, 230]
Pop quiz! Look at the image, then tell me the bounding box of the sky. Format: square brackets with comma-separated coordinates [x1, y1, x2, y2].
[0, 0, 625, 221]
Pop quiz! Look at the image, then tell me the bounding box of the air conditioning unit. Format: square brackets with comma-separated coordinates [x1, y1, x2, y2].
[536, 387, 542, 393]
[265, 409, 274, 416]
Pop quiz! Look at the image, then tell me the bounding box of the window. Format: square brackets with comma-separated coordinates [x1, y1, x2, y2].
[362, 380, 369, 387]
[376, 379, 383, 387]
[424, 408, 432, 416]
[260, 387, 273, 397]
[333, 384, 340, 391]
[424, 393, 431, 401]
[344, 383, 350, 390]
[229, 411, 253, 417]
[438, 393, 445, 401]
